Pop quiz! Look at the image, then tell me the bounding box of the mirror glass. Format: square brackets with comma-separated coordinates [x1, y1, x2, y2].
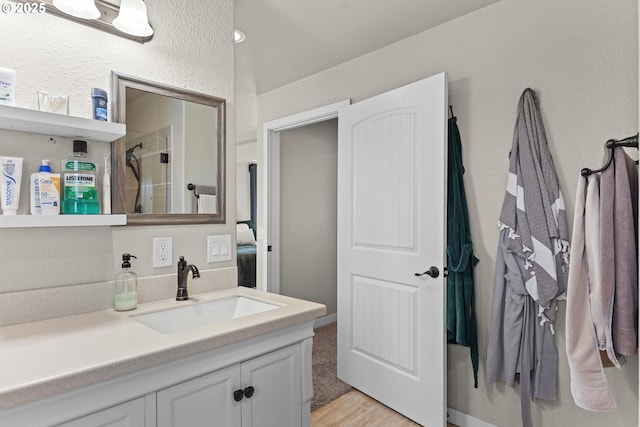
[112, 72, 226, 225]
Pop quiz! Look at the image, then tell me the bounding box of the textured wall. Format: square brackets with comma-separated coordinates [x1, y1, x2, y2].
[0, 0, 235, 292]
[257, 0, 638, 425]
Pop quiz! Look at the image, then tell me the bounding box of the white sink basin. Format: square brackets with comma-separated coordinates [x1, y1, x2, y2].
[130, 296, 279, 334]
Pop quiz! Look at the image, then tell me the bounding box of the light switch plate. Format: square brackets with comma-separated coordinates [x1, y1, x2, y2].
[207, 234, 231, 263]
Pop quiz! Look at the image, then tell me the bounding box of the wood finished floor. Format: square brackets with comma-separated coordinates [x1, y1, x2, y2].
[311, 390, 457, 427]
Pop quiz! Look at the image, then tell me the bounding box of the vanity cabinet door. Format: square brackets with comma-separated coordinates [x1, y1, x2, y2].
[241, 344, 301, 427]
[58, 397, 146, 427]
[155, 344, 302, 427]
[156, 365, 241, 427]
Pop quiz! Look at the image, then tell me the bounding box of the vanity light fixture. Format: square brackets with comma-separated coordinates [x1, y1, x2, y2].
[15, 0, 153, 43]
[52, 0, 100, 19]
[234, 29, 246, 43]
[113, 0, 154, 37]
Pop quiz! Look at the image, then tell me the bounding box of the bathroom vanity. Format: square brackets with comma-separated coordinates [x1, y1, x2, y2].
[0, 287, 326, 427]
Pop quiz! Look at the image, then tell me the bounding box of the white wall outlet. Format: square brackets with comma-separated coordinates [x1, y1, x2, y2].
[153, 237, 173, 268]
[207, 234, 232, 263]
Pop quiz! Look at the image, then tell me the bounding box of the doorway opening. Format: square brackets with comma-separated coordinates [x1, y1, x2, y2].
[258, 100, 350, 318]
[278, 120, 338, 325]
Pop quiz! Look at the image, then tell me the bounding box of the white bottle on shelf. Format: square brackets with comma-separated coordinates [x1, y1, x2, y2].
[0, 67, 16, 106]
[30, 160, 50, 215]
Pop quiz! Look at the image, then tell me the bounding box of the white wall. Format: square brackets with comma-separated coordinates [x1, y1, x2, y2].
[256, 0, 638, 426]
[184, 101, 218, 213]
[279, 120, 338, 317]
[0, 0, 235, 292]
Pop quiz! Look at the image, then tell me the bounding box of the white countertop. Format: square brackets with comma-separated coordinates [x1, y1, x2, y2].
[0, 287, 326, 410]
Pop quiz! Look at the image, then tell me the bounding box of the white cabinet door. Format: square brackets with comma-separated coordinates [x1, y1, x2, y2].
[156, 344, 302, 427]
[240, 345, 301, 427]
[58, 397, 146, 427]
[157, 365, 241, 427]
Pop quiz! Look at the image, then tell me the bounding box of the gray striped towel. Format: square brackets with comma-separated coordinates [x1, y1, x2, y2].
[498, 88, 570, 329]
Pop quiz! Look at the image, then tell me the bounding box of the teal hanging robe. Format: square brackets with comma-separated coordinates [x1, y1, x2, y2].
[446, 116, 479, 388]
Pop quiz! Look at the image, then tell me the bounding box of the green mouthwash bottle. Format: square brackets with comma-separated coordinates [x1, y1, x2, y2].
[61, 140, 100, 214]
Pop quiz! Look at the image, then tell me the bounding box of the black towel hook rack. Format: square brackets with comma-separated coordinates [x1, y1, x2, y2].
[580, 133, 638, 176]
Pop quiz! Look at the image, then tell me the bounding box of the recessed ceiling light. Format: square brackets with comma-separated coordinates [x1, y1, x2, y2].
[234, 29, 246, 43]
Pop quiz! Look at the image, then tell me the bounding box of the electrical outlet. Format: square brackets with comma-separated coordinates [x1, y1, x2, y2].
[153, 237, 173, 268]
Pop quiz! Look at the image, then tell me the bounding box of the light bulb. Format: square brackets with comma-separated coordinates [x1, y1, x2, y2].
[113, 0, 153, 37]
[53, 0, 100, 20]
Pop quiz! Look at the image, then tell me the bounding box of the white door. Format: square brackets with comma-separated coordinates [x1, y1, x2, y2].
[337, 73, 448, 426]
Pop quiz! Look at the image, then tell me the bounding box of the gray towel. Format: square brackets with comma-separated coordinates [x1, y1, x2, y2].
[487, 230, 559, 427]
[565, 146, 638, 412]
[498, 88, 570, 326]
[598, 154, 618, 367]
[489, 89, 567, 427]
[611, 148, 638, 356]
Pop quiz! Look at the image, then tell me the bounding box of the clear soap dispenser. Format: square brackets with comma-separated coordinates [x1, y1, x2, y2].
[115, 253, 138, 311]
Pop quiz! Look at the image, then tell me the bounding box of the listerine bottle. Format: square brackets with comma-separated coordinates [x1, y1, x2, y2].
[115, 253, 138, 311]
[61, 140, 100, 214]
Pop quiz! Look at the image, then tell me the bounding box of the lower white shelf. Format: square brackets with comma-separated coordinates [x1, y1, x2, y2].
[0, 214, 126, 228]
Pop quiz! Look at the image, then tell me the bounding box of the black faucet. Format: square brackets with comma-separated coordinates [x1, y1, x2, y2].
[176, 256, 200, 301]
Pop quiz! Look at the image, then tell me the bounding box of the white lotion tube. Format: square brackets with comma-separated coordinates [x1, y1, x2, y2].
[0, 156, 23, 215]
[103, 155, 111, 214]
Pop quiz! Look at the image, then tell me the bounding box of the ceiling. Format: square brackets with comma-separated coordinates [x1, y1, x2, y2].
[234, 0, 502, 144]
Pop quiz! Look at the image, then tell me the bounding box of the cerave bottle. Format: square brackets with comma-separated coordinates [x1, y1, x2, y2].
[61, 140, 100, 214]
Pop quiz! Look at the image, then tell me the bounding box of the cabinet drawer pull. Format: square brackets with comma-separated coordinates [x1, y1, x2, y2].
[233, 389, 244, 402]
[243, 386, 255, 399]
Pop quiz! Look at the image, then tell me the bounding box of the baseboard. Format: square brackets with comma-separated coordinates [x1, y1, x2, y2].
[447, 408, 497, 427]
[314, 313, 337, 328]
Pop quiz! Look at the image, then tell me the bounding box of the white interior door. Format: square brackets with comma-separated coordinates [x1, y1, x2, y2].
[337, 73, 448, 426]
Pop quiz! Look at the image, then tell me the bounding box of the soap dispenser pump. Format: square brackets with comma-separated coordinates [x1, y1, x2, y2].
[114, 253, 138, 311]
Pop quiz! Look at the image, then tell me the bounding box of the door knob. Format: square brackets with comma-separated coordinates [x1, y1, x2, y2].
[233, 389, 244, 402]
[415, 266, 439, 278]
[244, 386, 255, 398]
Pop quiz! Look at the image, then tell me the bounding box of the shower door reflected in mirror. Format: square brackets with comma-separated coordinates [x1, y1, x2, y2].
[124, 125, 172, 214]
[112, 72, 226, 225]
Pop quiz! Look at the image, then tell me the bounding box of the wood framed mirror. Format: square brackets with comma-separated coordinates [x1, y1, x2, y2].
[111, 72, 226, 225]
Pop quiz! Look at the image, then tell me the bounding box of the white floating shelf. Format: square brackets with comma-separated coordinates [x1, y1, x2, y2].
[0, 215, 127, 228]
[0, 105, 126, 142]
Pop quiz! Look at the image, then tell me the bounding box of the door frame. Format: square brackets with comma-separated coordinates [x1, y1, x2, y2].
[261, 100, 351, 293]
